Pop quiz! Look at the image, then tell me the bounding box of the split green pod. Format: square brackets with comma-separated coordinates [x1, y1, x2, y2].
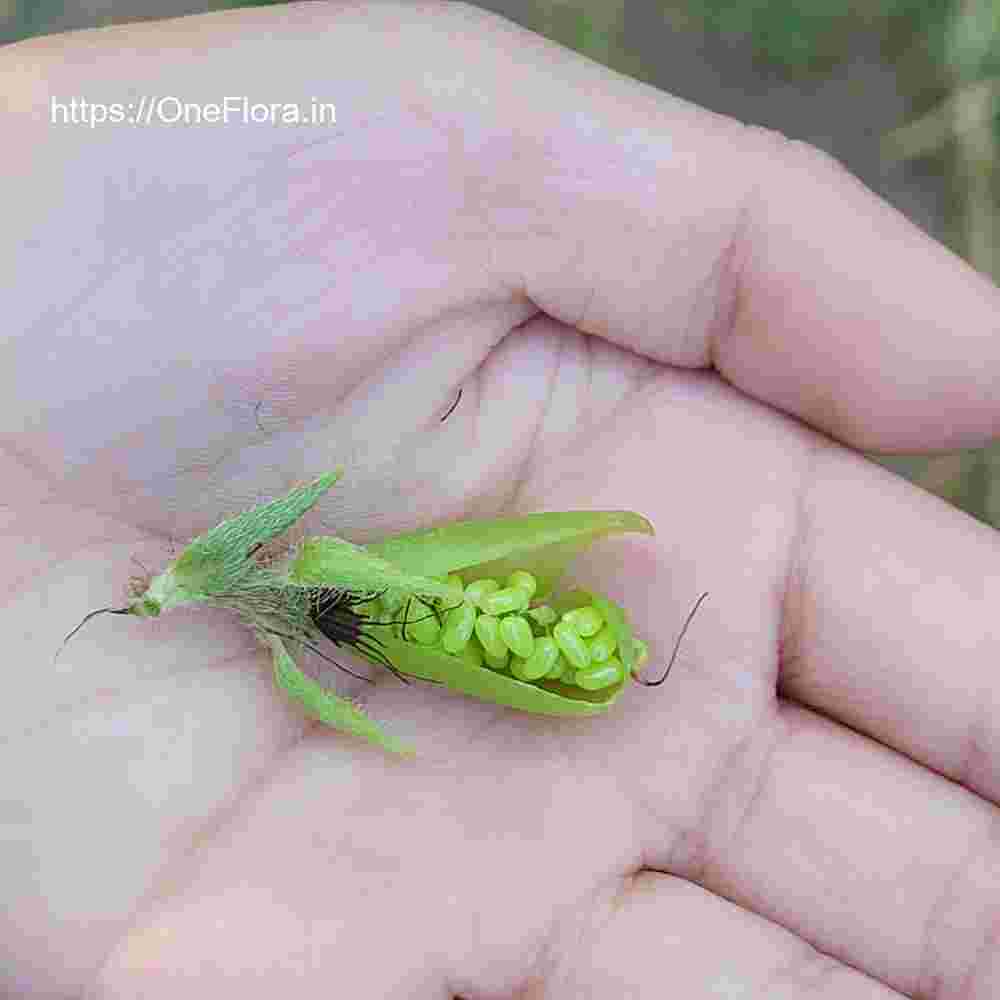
[110, 471, 657, 755]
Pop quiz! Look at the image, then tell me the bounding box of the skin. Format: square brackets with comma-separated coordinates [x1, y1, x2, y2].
[2, 3, 999, 997]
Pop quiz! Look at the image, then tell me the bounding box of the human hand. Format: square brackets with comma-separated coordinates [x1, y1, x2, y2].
[2, 4, 999, 997]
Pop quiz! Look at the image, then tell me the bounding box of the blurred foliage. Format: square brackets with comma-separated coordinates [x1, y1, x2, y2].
[6, 0, 1000, 526]
[669, 0, 880, 73]
[520, 0, 956, 74]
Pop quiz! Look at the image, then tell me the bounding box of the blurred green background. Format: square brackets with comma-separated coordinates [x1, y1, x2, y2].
[6, 0, 999, 526]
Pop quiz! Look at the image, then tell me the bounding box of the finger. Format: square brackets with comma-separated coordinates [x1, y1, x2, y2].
[451, 10, 1000, 451]
[653, 703, 1000, 1000]
[315, 6, 999, 452]
[780, 440, 1000, 803]
[547, 873, 903, 999]
[710, 144, 1000, 452]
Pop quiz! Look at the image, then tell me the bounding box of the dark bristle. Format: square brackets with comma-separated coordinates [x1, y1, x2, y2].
[440, 387, 463, 423]
[56, 606, 131, 663]
[309, 588, 409, 683]
[632, 592, 709, 687]
[307, 588, 456, 687]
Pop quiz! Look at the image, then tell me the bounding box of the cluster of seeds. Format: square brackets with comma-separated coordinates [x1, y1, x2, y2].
[365, 571, 648, 692]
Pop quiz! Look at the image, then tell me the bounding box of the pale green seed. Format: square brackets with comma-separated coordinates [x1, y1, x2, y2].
[484, 648, 510, 671]
[575, 660, 623, 691]
[544, 653, 570, 680]
[562, 606, 604, 638]
[527, 605, 557, 628]
[480, 586, 529, 616]
[441, 602, 476, 654]
[474, 614, 508, 659]
[464, 578, 500, 607]
[588, 624, 617, 663]
[507, 570, 538, 600]
[632, 637, 650, 668]
[553, 620, 590, 671]
[499, 615, 535, 659]
[521, 636, 560, 680]
[459, 642, 484, 669]
[510, 656, 540, 681]
[407, 611, 441, 645]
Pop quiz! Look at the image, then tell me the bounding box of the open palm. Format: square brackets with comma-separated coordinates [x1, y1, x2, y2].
[3, 5, 999, 998]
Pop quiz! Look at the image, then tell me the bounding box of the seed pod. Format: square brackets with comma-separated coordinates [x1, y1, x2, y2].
[91, 471, 673, 755]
